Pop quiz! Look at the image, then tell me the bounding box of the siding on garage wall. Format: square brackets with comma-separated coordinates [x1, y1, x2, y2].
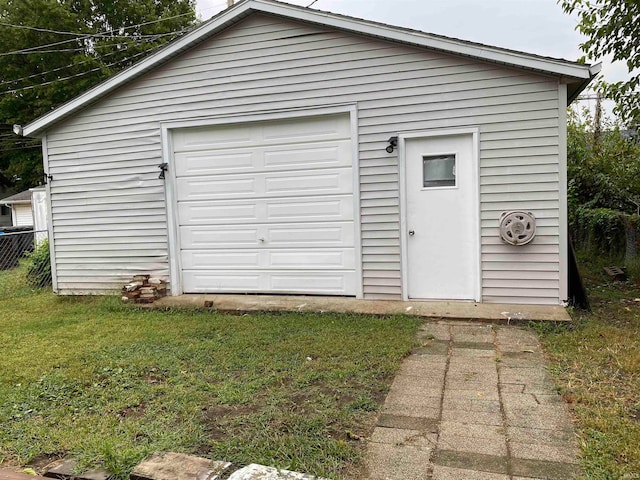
[45, 13, 562, 303]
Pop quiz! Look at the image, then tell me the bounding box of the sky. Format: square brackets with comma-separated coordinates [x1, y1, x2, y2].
[195, 0, 631, 120]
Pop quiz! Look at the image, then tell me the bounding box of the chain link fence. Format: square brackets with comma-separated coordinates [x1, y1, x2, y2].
[0, 229, 52, 298]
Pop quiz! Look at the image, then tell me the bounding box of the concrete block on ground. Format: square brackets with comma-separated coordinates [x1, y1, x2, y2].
[382, 403, 440, 419]
[443, 388, 500, 401]
[499, 367, 552, 386]
[437, 434, 507, 457]
[43, 459, 109, 480]
[504, 405, 574, 431]
[438, 422, 508, 457]
[432, 450, 508, 475]
[446, 378, 500, 391]
[507, 426, 576, 446]
[370, 426, 437, 449]
[432, 465, 509, 479]
[495, 327, 540, 346]
[384, 391, 442, 409]
[441, 409, 503, 426]
[365, 443, 431, 480]
[451, 347, 496, 358]
[130, 452, 231, 480]
[377, 413, 439, 433]
[418, 323, 451, 341]
[227, 464, 324, 480]
[388, 376, 444, 398]
[510, 441, 579, 464]
[500, 392, 562, 409]
[442, 398, 501, 414]
[511, 458, 580, 479]
[397, 361, 447, 379]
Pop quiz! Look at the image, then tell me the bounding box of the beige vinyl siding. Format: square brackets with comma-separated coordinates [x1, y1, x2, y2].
[45, 13, 562, 303]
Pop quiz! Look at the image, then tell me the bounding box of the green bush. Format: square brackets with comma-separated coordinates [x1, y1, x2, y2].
[25, 239, 52, 288]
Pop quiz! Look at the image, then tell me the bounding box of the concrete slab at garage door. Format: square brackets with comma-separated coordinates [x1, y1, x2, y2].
[173, 113, 357, 295]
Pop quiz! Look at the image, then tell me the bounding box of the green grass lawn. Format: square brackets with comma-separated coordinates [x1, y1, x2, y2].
[536, 254, 640, 479]
[0, 280, 419, 479]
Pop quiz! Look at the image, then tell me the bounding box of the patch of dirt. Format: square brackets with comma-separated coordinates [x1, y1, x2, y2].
[201, 403, 264, 440]
[118, 402, 146, 418]
[27, 452, 65, 474]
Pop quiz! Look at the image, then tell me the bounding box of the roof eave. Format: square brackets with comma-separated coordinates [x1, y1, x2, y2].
[22, 0, 594, 136]
[566, 63, 602, 105]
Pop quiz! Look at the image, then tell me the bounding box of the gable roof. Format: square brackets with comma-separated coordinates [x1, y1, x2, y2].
[0, 189, 31, 205]
[22, 0, 599, 137]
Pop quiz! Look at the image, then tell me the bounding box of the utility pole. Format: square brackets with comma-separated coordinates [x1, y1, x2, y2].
[593, 91, 602, 152]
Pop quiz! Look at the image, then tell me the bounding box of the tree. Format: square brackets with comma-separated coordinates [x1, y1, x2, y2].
[561, 0, 640, 127]
[0, 0, 197, 191]
[567, 106, 640, 263]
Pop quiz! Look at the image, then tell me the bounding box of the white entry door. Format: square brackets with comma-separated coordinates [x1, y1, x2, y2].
[404, 133, 479, 300]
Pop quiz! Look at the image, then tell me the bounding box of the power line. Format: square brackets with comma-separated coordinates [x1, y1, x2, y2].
[0, 29, 188, 57]
[0, 38, 174, 87]
[0, 46, 140, 87]
[0, 11, 194, 38]
[0, 41, 168, 95]
[306, 0, 320, 6]
[1, 36, 180, 56]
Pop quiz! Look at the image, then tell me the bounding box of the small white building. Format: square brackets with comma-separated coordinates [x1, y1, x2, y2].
[21, 0, 598, 305]
[0, 190, 34, 227]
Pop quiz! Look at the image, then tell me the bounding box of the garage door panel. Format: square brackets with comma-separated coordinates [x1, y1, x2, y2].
[266, 197, 353, 222]
[180, 196, 353, 225]
[174, 142, 351, 177]
[269, 271, 356, 294]
[173, 123, 255, 152]
[261, 114, 350, 143]
[175, 167, 352, 201]
[263, 141, 351, 170]
[174, 151, 257, 177]
[181, 248, 355, 269]
[180, 202, 259, 224]
[181, 223, 354, 249]
[183, 270, 357, 295]
[183, 272, 262, 291]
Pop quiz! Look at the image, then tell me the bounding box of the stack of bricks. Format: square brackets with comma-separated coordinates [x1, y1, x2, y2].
[121, 275, 167, 304]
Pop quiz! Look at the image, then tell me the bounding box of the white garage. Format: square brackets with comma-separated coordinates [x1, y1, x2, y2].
[168, 112, 359, 296]
[22, 0, 598, 304]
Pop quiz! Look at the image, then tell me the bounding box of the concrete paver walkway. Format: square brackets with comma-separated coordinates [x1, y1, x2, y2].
[365, 321, 579, 480]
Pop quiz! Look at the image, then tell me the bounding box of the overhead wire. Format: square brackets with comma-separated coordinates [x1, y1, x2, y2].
[0, 41, 170, 95]
[0, 29, 189, 57]
[0, 11, 195, 37]
[0, 46, 150, 87]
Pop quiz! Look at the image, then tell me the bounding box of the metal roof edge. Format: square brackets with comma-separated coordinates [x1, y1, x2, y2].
[22, 0, 594, 136]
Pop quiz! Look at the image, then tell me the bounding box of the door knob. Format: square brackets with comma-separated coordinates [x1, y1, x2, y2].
[408, 230, 415, 236]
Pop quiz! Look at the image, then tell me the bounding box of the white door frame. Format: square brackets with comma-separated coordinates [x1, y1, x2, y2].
[398, 127, 482, 302]
[160, 104, 363, 298]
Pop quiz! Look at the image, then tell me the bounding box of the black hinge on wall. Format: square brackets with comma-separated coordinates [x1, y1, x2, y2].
[158, 163, 168, 180]
[43, 173, 53, 184]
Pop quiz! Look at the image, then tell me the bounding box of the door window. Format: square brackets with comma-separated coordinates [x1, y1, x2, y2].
[423, 154, 456, 187]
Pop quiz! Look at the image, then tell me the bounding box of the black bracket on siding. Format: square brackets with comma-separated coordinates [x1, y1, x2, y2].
[158, 163, 168, 180]
[43, 172, 53, 184]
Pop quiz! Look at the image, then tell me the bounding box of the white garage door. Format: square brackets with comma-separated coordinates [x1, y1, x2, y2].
[173, 114, 358, 295]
